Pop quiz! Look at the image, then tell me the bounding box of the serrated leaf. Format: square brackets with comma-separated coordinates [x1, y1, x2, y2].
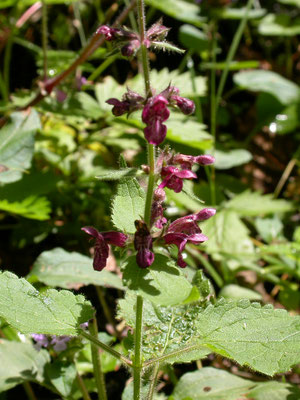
[118, 292, 208, 362]
[29, 248, 123, 290]
[233, 70, 300, 105]
[171, 367, 300, 400]
[214, 149, 252, 169]
[145, 0, 204, 26]
[111, 177, 146, 234]
[0, 196, 51, 220]
[122, 255, 198, 306]
[96, 168, 138, 181]
[119, 296, 300, 375]
[225, 190, 294, 216]
[0, 110, 41, 183]
[0, 271, 94, 336]
[0, 340, 50, 392]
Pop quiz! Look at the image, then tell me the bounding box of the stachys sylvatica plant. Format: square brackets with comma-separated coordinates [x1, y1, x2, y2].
[0, 1, 300, 400]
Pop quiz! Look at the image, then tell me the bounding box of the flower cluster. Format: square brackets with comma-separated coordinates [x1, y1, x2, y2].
[82, 19, 216, 272]
[32, 334, 71, 352]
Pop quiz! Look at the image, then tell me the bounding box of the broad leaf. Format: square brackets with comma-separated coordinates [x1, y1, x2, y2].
[96, 168, 138, 181]
[111, 177, 146, 234]
[233, 70, 300, 105]
[122, 255, 198, 306]
[201, 210, 254, 259]
[214, 149, 252, 169]
[0, 110, 41, 183]
[145, 0, 204, 26]
[29, 248, 123, 290]
[171, 367, 300, 400]
[225, 190, 293, 216]
[258, 14, 300, 36]
[219, 284, 262, 301]
[0, 196, 51, 220]
[0, 340, 50, 392]
[179, 25, 209, 52]
[0, 271, 94, 336]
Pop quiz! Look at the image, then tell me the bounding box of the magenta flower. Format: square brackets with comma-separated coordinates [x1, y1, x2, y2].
[172, 95, 195, 115]
[163, 208, 216, 268]
[142, 95, 170, 145]
[106, 88, 144, 117]
[106, 98, 131, 116]
[159, 166, 197, 193]
[172, 154, 215, 170]
[96, 25, 121, 41]
[81, 226, 127, 271]
[134, 220, 155, 268]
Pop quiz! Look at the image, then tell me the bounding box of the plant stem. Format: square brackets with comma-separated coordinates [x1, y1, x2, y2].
[80, 330, 132, 367]
[144, 143, 155, 226]
[74, 1, 87, 47]
[42, 0, 48, 80]
[95, 286, 116, 330]
[133, 294, 144, 400]
[88, 54, 118, 82]
[137, 0, 151, 96]
[146, 363, 160, 400]
[274, 158, 296, 199]
[88, 318, 108, 400]
[215, 0, 254, 113]
[76, 373, 92, 400]
[23, 382, 37, 400]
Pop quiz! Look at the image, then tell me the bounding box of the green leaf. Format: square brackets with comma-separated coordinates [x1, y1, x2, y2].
[118, 292, 209, 362]
[111, 177, 146, 234]
[0, 110, 41, 183]
[201, 210, 254, 259]
[255, 216, 283, 243]
[258, 14, 300, 36]
[0, 340, 50, 392]
[29, 248, 123, 290]
[213, 7, 266, 19]
[0, 271, 94, 336]
[278, 0, 300, 5]
[145, 0, 204, 26]
[179, 25, 209, 52]
[46, 361, 76, 397]
[151, 41, 185, 54]
[225, 190, 294, 216]
[167, 114, 212, 151]
[0, 196, 51, 220]
[219, 284, 262, 301]
[196, 300, 300, 376]
[96, 168, 138, 181]
[214, 149, 252, 169]
[233, 70, 300, 105]
[201, 60, 260, 71]
[122, 254, 198, 306]
[171, 367, 300, 400]
[268, 103, 299, 135]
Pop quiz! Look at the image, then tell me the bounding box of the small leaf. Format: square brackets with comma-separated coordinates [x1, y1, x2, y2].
[225, 190, 294, 216]
[214, 7, 267, 19]
[179, 25, 209, 52]
[151, 41, 185, 54]
[258, 14, 300, 36]
[233, 70, 300, 105]
[46, 361, 76, 397]
[29, 248, 123, 290]
[0, 340, 50, 392]
[0, 196, 51, 220]
[0, 271, 94, 336]
[111, 177, 146, 234]
[96, 168, 138, 181]
[0, 110, 41, 183]
[219, 284, 262, 301]
[122, 254, 198, 306]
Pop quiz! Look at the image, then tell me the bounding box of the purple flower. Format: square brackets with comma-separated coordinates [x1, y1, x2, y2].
[134, 220, 155, 268]
[172, 95, 195, 115]
[32, 334, 49, 351]
[142, 95, 170, 145]
[172, 153, 215, 170]
[96, 25, 121, 41]
[82, 226, 127, 271]
[106, 98, 131, 116]
[163, 208, 216, 268]
[106, 88, 144, 117]
[159, 166, 197, 193]
[50, 336, 71, 352]
[151, 188, 167, 229]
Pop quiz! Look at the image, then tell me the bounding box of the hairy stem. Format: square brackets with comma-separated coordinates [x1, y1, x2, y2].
[76, 373, 92, 400]
[146, 363, 160, 400]
[88, 318, 108, 400]
[42, 1, 48, 80]
[80, 330, 132, 367]
[133, 294, 144, 400]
